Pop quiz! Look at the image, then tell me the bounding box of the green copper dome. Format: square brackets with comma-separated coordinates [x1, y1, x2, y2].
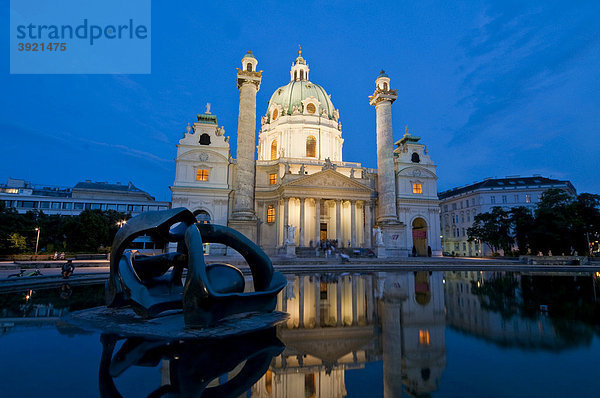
[267, 80, 335, 120]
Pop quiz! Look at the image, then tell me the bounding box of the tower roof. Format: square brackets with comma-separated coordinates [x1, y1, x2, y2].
[242, 50, 256, 60]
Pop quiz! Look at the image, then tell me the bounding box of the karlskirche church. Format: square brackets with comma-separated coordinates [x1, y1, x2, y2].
[170, 50, 441, 257]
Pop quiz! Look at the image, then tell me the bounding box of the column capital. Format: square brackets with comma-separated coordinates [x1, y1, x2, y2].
[369, 88, 397, 106]
[236, 70, 262, 90]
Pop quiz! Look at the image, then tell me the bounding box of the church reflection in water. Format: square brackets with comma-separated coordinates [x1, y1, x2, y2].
[251, 271, 447, 397]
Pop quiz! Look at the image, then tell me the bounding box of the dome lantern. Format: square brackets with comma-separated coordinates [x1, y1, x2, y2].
[376, 69, 391, 91]
[290, 45, 310, 81]
[242, 50, 258, 72]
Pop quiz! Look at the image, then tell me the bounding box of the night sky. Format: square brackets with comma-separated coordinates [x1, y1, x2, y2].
[2, 1, 599, 201]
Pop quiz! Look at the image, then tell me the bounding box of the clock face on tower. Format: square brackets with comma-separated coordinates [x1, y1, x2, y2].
[306, 103, 316, 114]
[272, 109, 278, 121]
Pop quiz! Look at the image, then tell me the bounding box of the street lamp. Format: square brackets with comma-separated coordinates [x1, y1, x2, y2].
[34, 227, 40, 254]
[117, 220, 127, 228]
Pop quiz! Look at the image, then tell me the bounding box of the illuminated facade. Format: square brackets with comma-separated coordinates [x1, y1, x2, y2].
[171, 51, 442, 256]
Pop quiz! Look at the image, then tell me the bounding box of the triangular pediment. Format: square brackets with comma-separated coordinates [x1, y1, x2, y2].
[283, 169, 373, 192]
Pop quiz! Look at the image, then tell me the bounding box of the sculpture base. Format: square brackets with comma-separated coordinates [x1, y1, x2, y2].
[63, 307, 289, 340]
[285, 244, 296, 257]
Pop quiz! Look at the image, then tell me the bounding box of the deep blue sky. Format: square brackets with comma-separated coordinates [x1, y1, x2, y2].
[2, 1, 599, 201]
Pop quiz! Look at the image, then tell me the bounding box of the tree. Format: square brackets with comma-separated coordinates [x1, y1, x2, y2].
[572, 193, 600, 255]
[64, 209, 129, 252]
[530, 189, 575, 255]
[8, 233, 27, 252]
[510, 206, 534, 255]
[468, 207, 512, 254]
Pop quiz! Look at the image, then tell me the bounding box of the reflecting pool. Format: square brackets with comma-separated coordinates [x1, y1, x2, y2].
[1, 270, 600, 397]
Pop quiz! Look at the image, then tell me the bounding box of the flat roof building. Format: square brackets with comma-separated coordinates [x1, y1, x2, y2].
[438, 176, 576, 256]
[0, 178, 170, 216]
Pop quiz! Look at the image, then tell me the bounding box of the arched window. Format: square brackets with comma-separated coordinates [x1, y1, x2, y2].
[270, 140, 278, 160]
[306, 136, 316, 157]
[194, 210, 211, 224]
[294, 71, 297, 80]
[383, 82, 388, 90]
[300, 70, 304, 80]
[247, 63, 253, 72]
[411, 152, 420, 163]
[199, 133, 211, 145]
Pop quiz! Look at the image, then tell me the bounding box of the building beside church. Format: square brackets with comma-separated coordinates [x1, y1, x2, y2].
[0, 177, 169, 216]
[438, 176, 576, 256]
[171, 50, 441, 257]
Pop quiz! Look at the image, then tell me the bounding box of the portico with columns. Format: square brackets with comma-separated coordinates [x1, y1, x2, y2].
[256, 168, 374, 252]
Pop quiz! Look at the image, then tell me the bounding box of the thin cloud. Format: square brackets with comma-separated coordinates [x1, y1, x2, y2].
[451, 1, 600, 145]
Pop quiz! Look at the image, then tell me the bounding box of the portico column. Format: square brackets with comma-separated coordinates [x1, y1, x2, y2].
[336, 277, 342, 326]
[298, 275, 304, 328]
[283, 197, 289, 244]
[336, 199, 342, 244]
[314, 198, 321, 244]
[299, 198, 305, 247]
[364, 201, 372, 248]
[366, 275, 373, 323]
[275, 200, 280, 246]
[352, 275, 358, 326]
[314, 274, 321, 328]
[351, 200, 357, 247]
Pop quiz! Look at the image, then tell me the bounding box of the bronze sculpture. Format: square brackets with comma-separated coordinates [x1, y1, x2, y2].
[106, 208, 286, 328]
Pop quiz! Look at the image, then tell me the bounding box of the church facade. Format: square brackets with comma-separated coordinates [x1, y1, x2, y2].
[171, 51, 441, 257]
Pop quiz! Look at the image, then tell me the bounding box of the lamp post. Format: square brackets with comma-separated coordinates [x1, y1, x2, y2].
[34, 227, 40, 254]
[117, 220, 127, 228]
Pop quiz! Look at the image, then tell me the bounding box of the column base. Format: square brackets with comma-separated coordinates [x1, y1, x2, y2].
[227, 219, 258, 245]
[375, 246, 387, 258]
[380, 223, 409, 258]
[230, 210, 257, 221]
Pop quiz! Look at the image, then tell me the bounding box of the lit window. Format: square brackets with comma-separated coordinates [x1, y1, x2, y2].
[196, 169, 209, 181]
[271, 140, 278, 160]
[526, 194, 531, 203]
[412, 183, 423, 194]
[419, 329, 430, 345]
[267, 205, 275, 223]
[306, 136, 316, 157]
[269, 173, 277, 185]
